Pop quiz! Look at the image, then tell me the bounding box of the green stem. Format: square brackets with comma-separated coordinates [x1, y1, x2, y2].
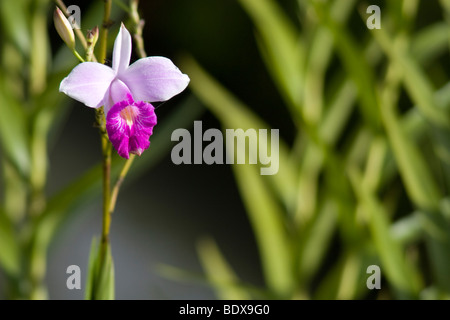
[107, 0, 145, 216]
[92, 0, 146, 299]
[92, 0, 113, 300]
[101, 136, 112, 250]
[73, 49, 85, 63]
[94, 105, 112, 298]
[109, 155, 135, 214]
[131, 0, 147, 58]
[106, 0, 147, 233]
[98, 0, 112, 64]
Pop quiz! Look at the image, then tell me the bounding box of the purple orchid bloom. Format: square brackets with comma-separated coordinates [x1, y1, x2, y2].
[59, 24, 189, 158]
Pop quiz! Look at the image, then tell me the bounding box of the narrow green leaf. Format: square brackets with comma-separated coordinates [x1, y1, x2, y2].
[93, 243, 115, 300]
[293, 0, 357, 221]
[0, 208, 20, 277]
[349, 168, 422, 299]
[232, 163, 294, 297]
[294, 79, 356, 222]
[400, 83, 450, 192]
[297, 198, 337, 283]
[294, 144, 323, 223]
[421, 200, 450, 294]
[85, 238, 99, 300]
[310, 0, 381, 129]
[29, 2, 48, 95]
[303, 0, 356, 124]
[85, 238, 115, 300]
[197, 237, 251, 300]
[314, 253, 347, 299]
[315, 248, 375, 300]
[29, 70, 74, 190]
[370, 25, 450, 128]
[0, 76, 30, 178]
[0, 0, 31, 54]
[374, 82, 450, 194]
[380, 68, 441, 211]
[238, 0, 304, 116]
[334, 251, 362, 300]
[439, 0, 450, 25]
[2, 160, 27, 224]
[157, 264, 266, 299]
[426, 234, 450, 295]
[420, 286, 444, 300]
[391, 212, 423, 244]
[362, 136, 388, 192]
[411, 22, 449, 65]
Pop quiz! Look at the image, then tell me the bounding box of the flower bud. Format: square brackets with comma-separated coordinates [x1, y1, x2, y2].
[54, 7, 75, 49]
[87, 26, 99, 47]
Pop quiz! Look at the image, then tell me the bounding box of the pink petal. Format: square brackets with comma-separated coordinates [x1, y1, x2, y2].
[106, 97, 157, 159]
[59, 62, 115, 108]
[112, 23, 132, 75]
[119, 56, 190, 102]
[103, 78, 132, 113]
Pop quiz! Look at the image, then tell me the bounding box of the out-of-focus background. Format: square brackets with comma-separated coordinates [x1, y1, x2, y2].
[1, 0, 450, 299]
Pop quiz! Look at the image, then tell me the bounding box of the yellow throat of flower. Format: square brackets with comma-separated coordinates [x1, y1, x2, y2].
[120, 105, 138, 128]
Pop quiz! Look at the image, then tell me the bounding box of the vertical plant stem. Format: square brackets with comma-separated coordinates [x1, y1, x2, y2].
[108, 0, 144, 217]
[106, 0, 144, 225]
[98, 0, 112, 64]
[101, 132, 112, 249]
[94, 106, 113, 297]
[93, 0, 146, 298]
[94, 0, 113, 298]
[109, 155, 135, 215]
[131, 0, 147, 58]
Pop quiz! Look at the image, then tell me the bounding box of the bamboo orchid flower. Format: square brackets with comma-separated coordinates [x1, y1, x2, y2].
[59, 24, 189, 158]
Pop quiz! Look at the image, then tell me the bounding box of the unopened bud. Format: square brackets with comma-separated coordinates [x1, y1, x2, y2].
[87, 26, 99, 47]
[54, 7, 75, 49]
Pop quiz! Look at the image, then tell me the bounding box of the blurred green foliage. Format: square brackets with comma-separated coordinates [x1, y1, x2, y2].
[182, 0, 450, 299]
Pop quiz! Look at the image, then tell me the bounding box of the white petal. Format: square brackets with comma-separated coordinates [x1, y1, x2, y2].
[103, 78, 132, 113]
[112, 23, 132, 75]
[59, 62, 116, 108]
[120, 56, 190, 102]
